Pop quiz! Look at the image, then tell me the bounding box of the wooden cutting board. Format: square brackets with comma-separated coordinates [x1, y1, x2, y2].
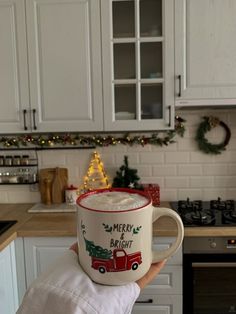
[39, 168, 68, 205]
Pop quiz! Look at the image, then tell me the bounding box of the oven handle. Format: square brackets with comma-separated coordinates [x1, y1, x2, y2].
[192, 262, 236, 268]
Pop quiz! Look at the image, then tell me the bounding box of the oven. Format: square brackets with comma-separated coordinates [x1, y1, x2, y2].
[183, 237, 236, 314]
[171, 198, 236, 314]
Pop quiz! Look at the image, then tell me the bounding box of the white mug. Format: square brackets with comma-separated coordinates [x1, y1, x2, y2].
[77, 188, 184, 285]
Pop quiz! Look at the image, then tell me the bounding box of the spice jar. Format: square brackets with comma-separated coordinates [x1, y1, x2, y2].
[0, 156, 4, 166]
[21, 155, 29, 165]
[13, 155, 21, 166]
[5, 155, 12, 166]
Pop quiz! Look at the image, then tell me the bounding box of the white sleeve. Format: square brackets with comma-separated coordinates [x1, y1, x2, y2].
[17, 250, 140, 314]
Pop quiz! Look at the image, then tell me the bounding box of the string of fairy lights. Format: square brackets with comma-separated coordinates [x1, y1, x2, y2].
[80, 151, 111, 193]
[0, 116, 186, 149]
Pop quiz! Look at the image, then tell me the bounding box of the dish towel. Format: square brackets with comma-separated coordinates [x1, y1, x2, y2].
[16, 250, 140, 314]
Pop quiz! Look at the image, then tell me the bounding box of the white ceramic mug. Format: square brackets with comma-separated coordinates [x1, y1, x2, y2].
[77, 188, 184, 285]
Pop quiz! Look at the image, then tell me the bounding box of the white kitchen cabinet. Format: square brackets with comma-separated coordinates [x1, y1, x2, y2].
[101, 0, 175, 131]
[0, 0, 29, 133]
[175, 0, 236, 107]
[132, 295, 182, 314]
[0, 0, 103, 133]
[0, 241, 19, 314]
[132, 237, 182, 314]
[23, 236, 76, 286]
[23, 236, 182, 314]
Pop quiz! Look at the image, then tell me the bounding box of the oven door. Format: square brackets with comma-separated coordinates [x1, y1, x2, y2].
[183, 254, 236, 314]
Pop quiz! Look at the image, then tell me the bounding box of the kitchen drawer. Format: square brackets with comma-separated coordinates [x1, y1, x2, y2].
[132, 294, 182, 314]
[141, 265, 182, 295]
[153, 237, 182, 265]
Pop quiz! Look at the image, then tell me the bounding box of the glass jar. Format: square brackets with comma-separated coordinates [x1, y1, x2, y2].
[21, 155, 29, 165]
[13, 155, 21, 166]
[5, 155, 12, 166]
[0, 156, 4, 166]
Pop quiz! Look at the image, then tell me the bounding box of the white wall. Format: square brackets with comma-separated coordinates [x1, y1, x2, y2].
[1, 109, 236, 203]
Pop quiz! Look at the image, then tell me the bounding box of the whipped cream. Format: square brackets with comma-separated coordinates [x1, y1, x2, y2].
[80, 191, 148, 211]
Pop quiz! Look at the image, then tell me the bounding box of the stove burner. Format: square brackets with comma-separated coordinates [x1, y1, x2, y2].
[223, 210, 236, 223]
[210, 197, 235, 211]
[178, 198, 203, 212]
[171, 197, 236, 226]
[176, 198, 215, 226]
[183, 210, 215, 226]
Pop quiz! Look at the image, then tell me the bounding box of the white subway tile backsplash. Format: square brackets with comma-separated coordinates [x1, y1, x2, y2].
[165, 152, 190, 163]
[178, 189, 203, 200]
[115, 153, 139, 165]
[226, 188, 236, 199]
[202, 189, 227, 200]
[40, 150, 66, 167]
[178, 164, 203, 176]
[177, 138, 198, 151]
[136, 166, 152, 177]
[214, 176, 236, 188]
[190, 176, 214, 188]
[202, 164, 228, 175]
[153, 165, 177, 176]
[228, 164, 236, 175]
[159, 189, 178, 202]
[1, 110, 236, 203]
[190, 151, 215, 163]
[165, 177, 189, 188]
[139, 152, 164, 164]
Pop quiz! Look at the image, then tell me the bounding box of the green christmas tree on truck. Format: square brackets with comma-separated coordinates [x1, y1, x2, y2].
[84, 237, 112, 259]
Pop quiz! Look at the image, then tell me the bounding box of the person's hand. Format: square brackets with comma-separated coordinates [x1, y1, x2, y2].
[135, 260, 166, 289]
[69, 243, 166, 290]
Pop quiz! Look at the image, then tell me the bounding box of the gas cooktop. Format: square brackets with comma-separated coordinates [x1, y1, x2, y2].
[171, 197, 236, 227]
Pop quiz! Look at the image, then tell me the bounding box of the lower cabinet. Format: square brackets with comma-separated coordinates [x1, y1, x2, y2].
[132, 295, 182, 314]
[23, 236, 76, 287]
[0, 241, 19, 314]
[132, 237, 183, 314]
[20, 236, 182, 314]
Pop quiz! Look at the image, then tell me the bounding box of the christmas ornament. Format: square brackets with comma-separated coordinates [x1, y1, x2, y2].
[195, 116, 231, 154]
[79, 151, 111, 193]
[0, 116, 186, 149]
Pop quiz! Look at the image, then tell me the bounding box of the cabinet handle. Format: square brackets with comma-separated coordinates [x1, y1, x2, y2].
[168, 105, 171, 127]
[23, 109, 28, 130]
[177, 75, 182, 97]
[135, 299, 153, 304]
[32, 109, 37, 130]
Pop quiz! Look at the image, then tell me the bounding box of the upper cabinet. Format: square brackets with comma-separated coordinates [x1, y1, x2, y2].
[0, 0, 103, 133]
[101, 0, 175, 131]
[0, 0, 29, 133]
[175, 0, 236, 107]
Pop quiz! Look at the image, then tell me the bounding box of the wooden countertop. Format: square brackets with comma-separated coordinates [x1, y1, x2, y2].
[1, 202, 236, 252]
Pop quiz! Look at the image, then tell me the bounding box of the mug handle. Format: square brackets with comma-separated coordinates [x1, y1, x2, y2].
[152, 207, 184, 263]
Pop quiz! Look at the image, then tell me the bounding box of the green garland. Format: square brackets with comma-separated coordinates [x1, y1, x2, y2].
[0, 116, 185, 149]
[195, 116, 231, 155]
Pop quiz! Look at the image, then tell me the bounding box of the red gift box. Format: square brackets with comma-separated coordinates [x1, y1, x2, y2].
[143, 184, 160, 206]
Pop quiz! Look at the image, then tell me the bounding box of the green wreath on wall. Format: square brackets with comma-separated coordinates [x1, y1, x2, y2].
[195, 116, 231, 155]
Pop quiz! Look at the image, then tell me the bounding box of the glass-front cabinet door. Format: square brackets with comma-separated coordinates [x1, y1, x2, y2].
[101, 0, 174, 131]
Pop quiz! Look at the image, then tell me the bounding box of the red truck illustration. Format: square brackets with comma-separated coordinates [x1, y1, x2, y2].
[91, 249, 142, 273]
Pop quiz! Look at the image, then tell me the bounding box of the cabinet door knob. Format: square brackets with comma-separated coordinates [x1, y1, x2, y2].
[177, 75, 182, 97]
[23, 109, 28, 130]
[32, 109, 37, 130]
